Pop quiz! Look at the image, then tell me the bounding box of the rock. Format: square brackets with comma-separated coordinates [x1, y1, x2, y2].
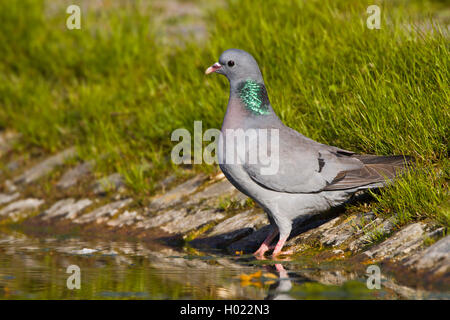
[40, 198, 93, 220]
[145, 249, 227, 271]
[285, 211, 378, 251]
[92, 172, 125, 195]
[137, 208, 185, 229]
[160, 208, 226, 234]
[381, 277, 439, 299]
[363, 222, 426, 261]
[297, 269, 358, 286]
[70, 248, 98, 255]
[158, 174, 176, 192]
[289, 217, 339, 245]
[149, 174, 207, 210]
[0, 192, 20, 206]
[404, 235, 450, 276]
[190, 210, 269, 249]
[187, 179, 236, 204]
[320, 212, 377, 247]
[14, 148, 77, 185]
[348, 217, 397, 252]
[4, 180, 18, 193]
[191, 228, 255, 250]
[230, 191, 250, 207]
[318, 217, 352, 246]
[0, 198, 44, 222]
[74, 199, 132, 224]
[107, 210, 144, 228]
[230, 214, 334, 254]
[227, 225, 272, 254]
[285, 214, 344, 253]
[56, 160, 94, 189]
[141, 205, 225, 235]
[208, 210, 268, 236]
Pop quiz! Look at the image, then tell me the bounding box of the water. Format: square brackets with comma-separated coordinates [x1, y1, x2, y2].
[0, 230, 441, 300]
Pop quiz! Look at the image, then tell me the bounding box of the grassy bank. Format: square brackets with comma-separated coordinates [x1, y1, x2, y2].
[0, 0, 448, 227]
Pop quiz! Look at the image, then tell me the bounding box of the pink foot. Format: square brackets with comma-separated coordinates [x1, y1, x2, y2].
[275, 264, 289, 278]
[253, 229, 279, 258]
[271, 236, 289, 258]
[253, 244, 269, 259]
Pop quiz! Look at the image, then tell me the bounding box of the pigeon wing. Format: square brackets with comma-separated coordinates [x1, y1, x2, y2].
[242, 127, 365, 193]
[322, 155, 413, 190]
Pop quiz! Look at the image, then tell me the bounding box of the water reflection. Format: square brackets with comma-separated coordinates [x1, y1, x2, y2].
[264, 264, 296, 300]
[0, 231, 445, 300]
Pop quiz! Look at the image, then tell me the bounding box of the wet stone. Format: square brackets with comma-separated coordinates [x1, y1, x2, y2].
[191, 228, 255, 250]
[320, 212, 377, 247]
[40, 198, 93, 220]
[186, 179, 236, 204]
[145, 249, 231, 271]
[283, 211, 378, 250]
[14, 148, 77, 185]
[230, 214, 324, 254]
[380, 277, 440, 299]
[190, 210, 269, 249]
[0, 192, 20, 206]
[70, 248, 98, 255]
[297, 269, 357, 286]
[287, 215, 343, 252]
[74, 199, 132, 224]
[56, 160, 94, 189]
[404, 235, 450, 276]
[92, 173, 125, 195]
[4, 180, 18, 193]
[136, 208, 184, 229]
[295, 215, 342, 240]
[0, 198, 44, 222]
[229, 191, 250, 207]
[107, 210, 144, 228]
[208, 210, 268, 237]
[227, 225, 272, 254]
[149, 174, 207, 210]
[158, 174, 176, 192]
[348, 217, 397, 252]
[363, 222, 426, 261]
[317, 217, 354, 247]
[160, 208, 226, 234]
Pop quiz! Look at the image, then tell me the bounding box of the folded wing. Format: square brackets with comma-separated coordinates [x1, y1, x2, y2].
[242, 127, 412, 193]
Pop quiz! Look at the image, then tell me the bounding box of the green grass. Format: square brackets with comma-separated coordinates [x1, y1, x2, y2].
[0, 0, 448, 227]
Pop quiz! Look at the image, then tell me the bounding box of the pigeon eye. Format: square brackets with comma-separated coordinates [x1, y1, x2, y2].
[227, 60, 235, 67]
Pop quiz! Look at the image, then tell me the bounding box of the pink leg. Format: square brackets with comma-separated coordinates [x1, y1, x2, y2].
[275, 263, 285, 273]
[253, 228, 278, 258]
[271, 235, 289, 257]
[275, 264, 288, 278]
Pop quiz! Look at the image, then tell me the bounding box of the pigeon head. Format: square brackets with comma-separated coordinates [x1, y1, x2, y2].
[205, 49, 264, 84]
[206, 49, 273, 116]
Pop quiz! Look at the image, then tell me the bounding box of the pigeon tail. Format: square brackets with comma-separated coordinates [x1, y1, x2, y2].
[323, 154, 414, 191]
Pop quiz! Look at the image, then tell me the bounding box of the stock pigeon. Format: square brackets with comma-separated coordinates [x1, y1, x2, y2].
[205, 49, 412, 257]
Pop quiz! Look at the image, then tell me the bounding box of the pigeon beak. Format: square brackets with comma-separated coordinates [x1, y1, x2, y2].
[205, 62, 222, 75]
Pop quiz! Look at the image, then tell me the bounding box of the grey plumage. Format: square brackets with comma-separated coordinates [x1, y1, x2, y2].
[206, 49, 413, 257]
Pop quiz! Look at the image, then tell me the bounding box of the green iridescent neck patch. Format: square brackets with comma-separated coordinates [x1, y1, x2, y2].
[237, 80, 270, 115]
